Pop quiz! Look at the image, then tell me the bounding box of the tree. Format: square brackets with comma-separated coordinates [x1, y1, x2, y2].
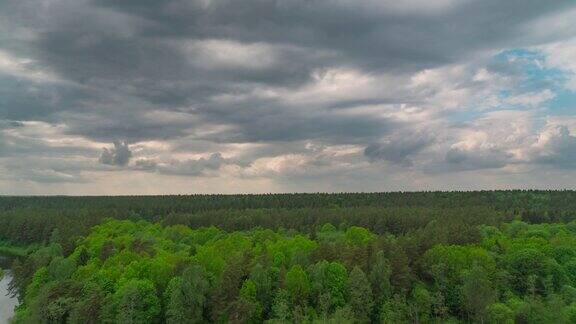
[369, 251, 392, 303]
[462, 263, 496, 323]
[114, 279, 161, 324]
[411, 284, 432, 323]
[209, 254, 249, 322]
[380, 294, 410, 323]
[164, 264, 209, 324]
[347, 267, 373, 323]
[285, 265, 310, 305]
[345, 227, 375, 246]
[270, 289, 292, 321]
[504, 248, 547, 295]
[314, 306, 355, 323]
[47, 256, 76, 281]
[68, 283, 106, 324]
[249, 263, 274, 316]
[228, 279, 263, 323]
[11, 195, 576, 324]
[310, 261, 349, 314]
[423, 245, 495, 312]
[26, 281, 80, 323]
[486, 303, 514, 324]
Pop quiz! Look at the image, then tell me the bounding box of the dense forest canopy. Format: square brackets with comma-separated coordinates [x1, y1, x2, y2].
[3, 191, 576, 323]
[2, 190, 575, 248]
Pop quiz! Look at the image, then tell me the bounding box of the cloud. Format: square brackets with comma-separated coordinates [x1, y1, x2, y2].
[437, 114, 576, 172]
[504, 89, 556, 107]
[530, 124, 576, 168]
[6, 168, 86, 184]
[0, 0, 576, 192]
[134, 152, 228, 176]
[0, 121, 100, 158]
[364, 131, 435, 166]
[0, 50, 58, 82]
[540, 38, 576, 91]
[99, 141, 132, 166]
[445, 146, 513, 170]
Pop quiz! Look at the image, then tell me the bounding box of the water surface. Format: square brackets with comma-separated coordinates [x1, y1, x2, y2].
[0, 256, 18, 324]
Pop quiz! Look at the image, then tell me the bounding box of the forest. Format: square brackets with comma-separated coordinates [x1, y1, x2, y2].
[2, 190, 576, 323]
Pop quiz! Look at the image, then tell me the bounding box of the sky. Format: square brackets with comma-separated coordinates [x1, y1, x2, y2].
[1, 0, 576, 195]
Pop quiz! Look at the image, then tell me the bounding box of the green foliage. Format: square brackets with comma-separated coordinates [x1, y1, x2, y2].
[462, 263, 496, 322]
[270, 289, 291, 321]
[113, 279, 161, 324]
[232, 279, 263, 323]
[347, 267, 373, 323]
[423, 244, 496, 312]
[164, 264, 209, 324]
[380, 294, 410, 323]
[369, 250, 392, 303]
[487, 303, 514, 324]
[285, 265, 310, 305]
[0, 241, 29, 258]
[310, 261, 348, 314]
[7, 191, 576, 323]
[344, 226, 375, 246]
[411, 283, 433, 323]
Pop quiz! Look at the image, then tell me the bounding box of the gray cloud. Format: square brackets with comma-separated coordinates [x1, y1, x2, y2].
[99, 141, 132, 166]
[445, 147, 513, 171]
[0, 156, 90, 184]
[1, 0, 573, 144]
[92, 0, 575, 71]
[532, 125, 576, 168]
[134, 152, 227, 176]
[365, 131, 435, 166]
[0, 0, 576, 191]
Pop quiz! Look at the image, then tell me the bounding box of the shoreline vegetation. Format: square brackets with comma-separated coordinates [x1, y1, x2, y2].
[0, 242, 30, 259]
[3, 190, 576, 322]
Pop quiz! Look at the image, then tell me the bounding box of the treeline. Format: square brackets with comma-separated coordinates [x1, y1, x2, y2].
[2, 190, 576, 250]
[0, 206, 504, 254]
[3, 190, 576, 214]
[11, 219, 576, 323]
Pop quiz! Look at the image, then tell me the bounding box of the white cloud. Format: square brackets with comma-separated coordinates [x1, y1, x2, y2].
[540, 38, 576, 91]
[0, 50, 58, 82]
[504, 89, 555, 107]
[184, 40, 282, 70]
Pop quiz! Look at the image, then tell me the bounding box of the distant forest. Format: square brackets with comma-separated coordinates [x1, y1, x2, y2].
[3, 191, 576, 323]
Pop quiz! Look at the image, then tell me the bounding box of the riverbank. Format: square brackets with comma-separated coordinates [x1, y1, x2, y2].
[0, 270, 17, 324]
[0, 243, 28, 259]
[0, 243, 25, 324]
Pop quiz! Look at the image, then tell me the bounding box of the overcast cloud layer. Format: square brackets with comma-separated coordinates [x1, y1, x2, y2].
[1, 0, 576, 194]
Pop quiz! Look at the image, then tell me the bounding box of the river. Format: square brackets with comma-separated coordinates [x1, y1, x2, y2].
[0, 256, 18, 324]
